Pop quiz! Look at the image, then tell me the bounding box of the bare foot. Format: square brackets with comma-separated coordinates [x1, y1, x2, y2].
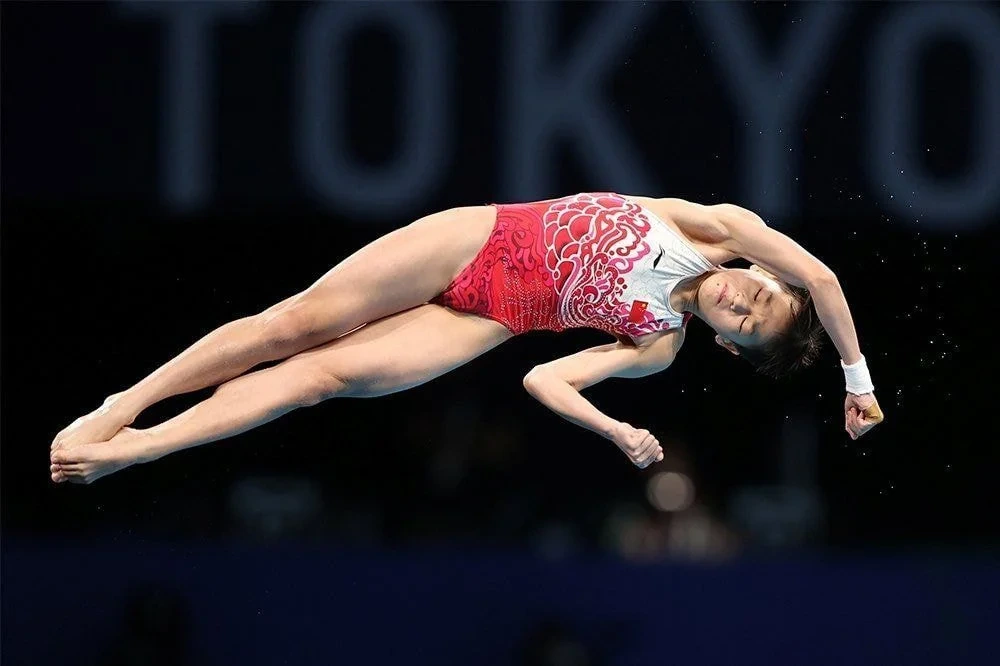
[50, 427, 151, 485]
[51, 392, 133, 452]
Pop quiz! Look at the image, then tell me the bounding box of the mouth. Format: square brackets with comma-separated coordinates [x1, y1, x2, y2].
[716, 283, 728, 306]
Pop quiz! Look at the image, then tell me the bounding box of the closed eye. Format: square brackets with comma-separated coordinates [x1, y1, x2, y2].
[740, 289, 763, 334]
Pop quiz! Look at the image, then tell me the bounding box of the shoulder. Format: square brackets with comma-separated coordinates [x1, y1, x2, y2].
[632, 196, 764, 223]
[663, 199, 768, 240]
[655, 198, 765, 227]
[709, 203, 767, 228]
[635, 197, 730, 244]
[623, 196, 768, 254]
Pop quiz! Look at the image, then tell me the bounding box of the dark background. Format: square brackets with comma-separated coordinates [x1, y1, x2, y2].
[3, 2, 999, 665]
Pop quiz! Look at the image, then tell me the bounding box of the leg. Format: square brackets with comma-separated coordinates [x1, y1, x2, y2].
[52, 205, 497, 449]
[51, 306, 511, 484]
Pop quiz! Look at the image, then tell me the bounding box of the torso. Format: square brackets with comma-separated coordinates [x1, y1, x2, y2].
[433, 192, 720, 343]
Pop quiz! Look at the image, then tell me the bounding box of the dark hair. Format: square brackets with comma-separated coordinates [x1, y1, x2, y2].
[733, 284, 824, 379]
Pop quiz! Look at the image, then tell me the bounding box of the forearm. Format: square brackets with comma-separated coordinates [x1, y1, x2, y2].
[523, 372, 619, 439]
[808, 275, 863, 366]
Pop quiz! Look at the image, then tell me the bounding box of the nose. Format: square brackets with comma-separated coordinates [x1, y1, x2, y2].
[730, 294, 750, 314]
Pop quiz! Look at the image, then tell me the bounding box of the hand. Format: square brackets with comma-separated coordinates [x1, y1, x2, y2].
[844, 392, 883, 440]
[609, 422, 663, 469]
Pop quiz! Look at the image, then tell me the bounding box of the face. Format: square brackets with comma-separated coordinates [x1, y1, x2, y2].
[695, 267, 797, 351]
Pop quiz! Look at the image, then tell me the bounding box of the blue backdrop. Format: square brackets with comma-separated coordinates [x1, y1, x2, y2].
[4, 540, 998, 666]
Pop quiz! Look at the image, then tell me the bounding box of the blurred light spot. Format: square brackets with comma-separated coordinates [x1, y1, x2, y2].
[647, 472, 694, 512]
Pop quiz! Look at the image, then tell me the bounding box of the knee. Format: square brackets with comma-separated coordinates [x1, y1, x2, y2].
[258, 301, 317, 348]
[298, 366, 353, 406]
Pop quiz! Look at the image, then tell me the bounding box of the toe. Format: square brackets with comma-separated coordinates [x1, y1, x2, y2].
[51, 449, 88, 464]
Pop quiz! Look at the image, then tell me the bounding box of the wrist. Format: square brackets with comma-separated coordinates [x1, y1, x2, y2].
[841, 355, 874, 395]
[601, 420, 622, 440]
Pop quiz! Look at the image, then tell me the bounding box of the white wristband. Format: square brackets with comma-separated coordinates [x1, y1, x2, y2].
[841, 355, 874, 395]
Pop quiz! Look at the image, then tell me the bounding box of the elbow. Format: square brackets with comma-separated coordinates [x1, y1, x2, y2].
[523, 366, 575, 395]
[805, 268, 839, 290]
[522, 367, 546, 395]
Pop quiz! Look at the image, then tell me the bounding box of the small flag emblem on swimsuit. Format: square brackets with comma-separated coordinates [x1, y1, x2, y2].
[628, 300, 648, 323]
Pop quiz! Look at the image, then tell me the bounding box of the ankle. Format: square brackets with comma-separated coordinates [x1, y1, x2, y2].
[103, 392, 141, 425]
[120, 427, 158, 465]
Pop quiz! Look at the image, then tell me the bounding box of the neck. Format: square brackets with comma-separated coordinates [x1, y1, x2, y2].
[671, 270, 718, 319]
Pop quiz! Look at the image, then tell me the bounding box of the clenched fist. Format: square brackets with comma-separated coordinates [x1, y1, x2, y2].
[609, 422, 663, 469]
[844, 392, 884, 440]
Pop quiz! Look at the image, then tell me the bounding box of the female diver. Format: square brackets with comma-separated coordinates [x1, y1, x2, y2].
[50, 192, 883, 484]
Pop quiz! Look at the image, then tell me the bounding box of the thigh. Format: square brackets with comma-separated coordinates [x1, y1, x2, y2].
[283, 305, 513, 398]
[290, 206, 497, 339]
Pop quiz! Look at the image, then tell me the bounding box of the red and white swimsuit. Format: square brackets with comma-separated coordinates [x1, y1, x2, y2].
[432, 192, 716, 341]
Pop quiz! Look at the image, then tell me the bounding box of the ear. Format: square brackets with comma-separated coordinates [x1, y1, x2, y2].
[714, 334, 740, 356]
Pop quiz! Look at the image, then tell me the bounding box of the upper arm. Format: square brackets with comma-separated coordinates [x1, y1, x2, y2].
[525, 330, 684, 391]
[683, 202, 833, 288]
[633, 196, 836, 287]
[646, 198, 732, 244]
